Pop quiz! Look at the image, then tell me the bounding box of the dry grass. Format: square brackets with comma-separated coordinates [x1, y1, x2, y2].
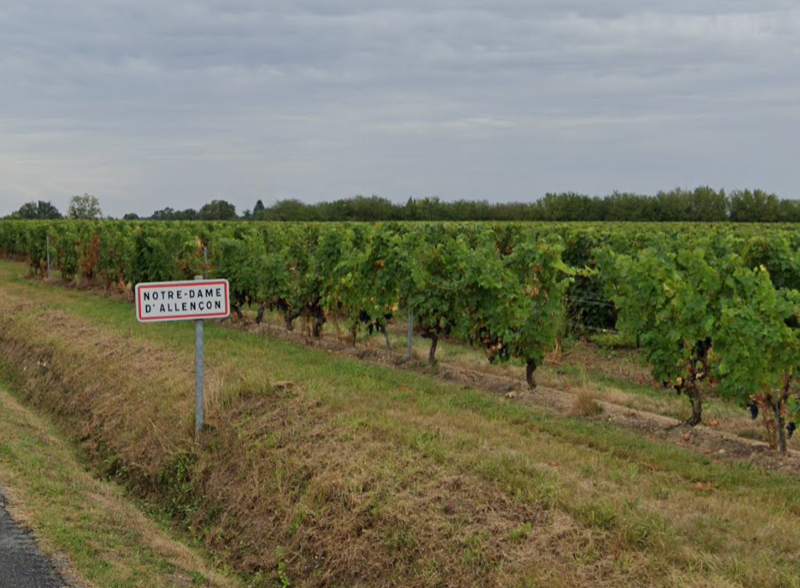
[1, 262, 800, 588]
[570, 388, 604, 417]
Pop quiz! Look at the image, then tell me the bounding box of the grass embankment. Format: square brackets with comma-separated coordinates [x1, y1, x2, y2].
[0, 259, 799, 587]
[0, 381, 245, 588]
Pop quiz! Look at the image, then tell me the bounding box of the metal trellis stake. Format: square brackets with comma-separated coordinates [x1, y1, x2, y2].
[45, 235, 51, 279]
[407, 311, 414, 358]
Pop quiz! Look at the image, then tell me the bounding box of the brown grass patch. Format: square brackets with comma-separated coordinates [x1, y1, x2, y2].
[570, 389, 604, 417]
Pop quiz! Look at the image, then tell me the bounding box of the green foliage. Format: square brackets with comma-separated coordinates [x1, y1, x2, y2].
[68, 194, 102, 220]
[728, 189, 781, 222]
[602, 239, 731, 424]
[274, 546, 291, 588]
[603, 244, 722, 387]
[155, 452, 201, 521]
[715, 265, 799, 398]
[715, 265, 800, 453]
[603, 233, 800, 447]
[211, 227, 266, 312]
[53, 223, 80, 280]
[405, 225, 472, 349]
[10, 200, 63, 220]
[199, 200, 237, 221]
[465, 234, 572, 386]
[195, 186, 797, 222]
[150, 207, 199, 221]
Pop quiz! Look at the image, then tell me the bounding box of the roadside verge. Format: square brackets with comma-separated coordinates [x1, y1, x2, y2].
[0, 381, 243, 588]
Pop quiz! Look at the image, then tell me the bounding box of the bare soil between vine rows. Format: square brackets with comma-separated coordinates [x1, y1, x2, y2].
[239, 318, 800, 477]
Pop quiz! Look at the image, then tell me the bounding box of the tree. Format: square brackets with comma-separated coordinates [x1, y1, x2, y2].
[199, 200, 237, 221]
[150, 207, 176, 220]
[536, 192, 603, 221]
[260, 199, 317, 221]
[150, 207, 199, 221]
[604, 192, 657, 221]
[728, 189, 780, 222]
[317, 195, 398, 222]
[253, 199, 266, 218]
[777, 199, 800, 222]
[11, 200, 63, 220]
[404, 196, 449, 221]
[122, 213, 140, 220]
[176, 208, 199, 221]
[68, 194, 102, 220]
[689, 186, 728, 222]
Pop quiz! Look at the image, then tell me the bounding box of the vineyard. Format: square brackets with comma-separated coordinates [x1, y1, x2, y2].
[1, 220, 799, 453]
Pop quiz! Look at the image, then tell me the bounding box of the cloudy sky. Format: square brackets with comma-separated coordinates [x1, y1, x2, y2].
[1, 1, 799, 217]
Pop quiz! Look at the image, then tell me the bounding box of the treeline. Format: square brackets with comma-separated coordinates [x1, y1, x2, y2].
[6, 187, 800, 222]
[258, 189, 799, 222]
[153, 187, 800, 222]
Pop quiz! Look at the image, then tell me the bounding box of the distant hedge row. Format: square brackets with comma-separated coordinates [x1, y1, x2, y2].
[250, 188, 800, 223]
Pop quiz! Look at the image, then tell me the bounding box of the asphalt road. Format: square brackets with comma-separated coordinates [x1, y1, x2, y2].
[0, 492, 67, 588]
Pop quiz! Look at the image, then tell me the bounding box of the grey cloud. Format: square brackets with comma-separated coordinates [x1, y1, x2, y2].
[1, 1, 799, 215]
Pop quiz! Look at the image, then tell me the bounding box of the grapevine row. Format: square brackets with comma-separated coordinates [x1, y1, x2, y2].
[601, 234, 800, 452]
[0, 220, 572, 388]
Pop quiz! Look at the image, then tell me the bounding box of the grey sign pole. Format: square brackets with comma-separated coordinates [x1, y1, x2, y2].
[194, 275, 204, 437]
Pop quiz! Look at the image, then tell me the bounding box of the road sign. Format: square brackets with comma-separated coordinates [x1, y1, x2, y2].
[135, 279, 230, 323]
[135, 277, 230, 438]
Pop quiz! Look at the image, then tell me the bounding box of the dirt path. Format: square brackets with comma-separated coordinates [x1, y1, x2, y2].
[242, 319, 800, 476]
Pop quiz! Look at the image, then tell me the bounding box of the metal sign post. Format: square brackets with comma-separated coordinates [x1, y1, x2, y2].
[134, 278, 230, 439]
[194, 275, 204, 436]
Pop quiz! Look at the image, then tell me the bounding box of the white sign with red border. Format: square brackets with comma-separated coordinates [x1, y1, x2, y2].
[135, 279, 230, 323]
